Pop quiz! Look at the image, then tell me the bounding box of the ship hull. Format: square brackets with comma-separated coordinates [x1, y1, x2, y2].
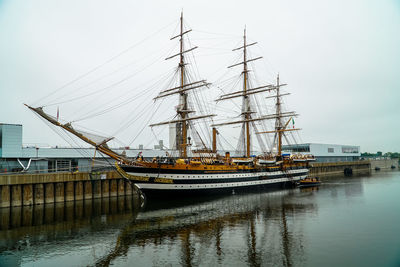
[137, 178, 302, 198]
[138, 184, 293, 197]
[118, 165, 309, 198]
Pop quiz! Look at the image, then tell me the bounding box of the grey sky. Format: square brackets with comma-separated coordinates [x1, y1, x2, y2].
[1, 0, 399, 153]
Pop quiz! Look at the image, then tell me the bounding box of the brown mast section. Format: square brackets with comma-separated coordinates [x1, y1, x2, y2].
[212, 127, 217, 153]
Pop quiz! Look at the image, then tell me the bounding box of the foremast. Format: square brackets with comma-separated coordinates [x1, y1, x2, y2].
[150, 12, 215, 158]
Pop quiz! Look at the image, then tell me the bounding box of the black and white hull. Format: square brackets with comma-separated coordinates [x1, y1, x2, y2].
[118, 165, 309, 197]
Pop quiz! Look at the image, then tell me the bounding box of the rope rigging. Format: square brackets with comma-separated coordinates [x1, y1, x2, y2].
[32, 19, 178, 106]
[27, 16, 304, 157]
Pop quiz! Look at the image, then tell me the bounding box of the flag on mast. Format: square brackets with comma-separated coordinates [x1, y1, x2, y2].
[292, 118, 295, 128]
[57, 107, 59, 121]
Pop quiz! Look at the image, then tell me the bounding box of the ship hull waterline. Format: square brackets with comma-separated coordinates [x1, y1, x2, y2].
[117, 165, 309, 198]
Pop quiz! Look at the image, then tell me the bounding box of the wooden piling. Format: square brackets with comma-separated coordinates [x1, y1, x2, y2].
[110, 179, 118, 197]
[0, 185, 10, 208]
[34, 184, 44, 205]
[83, 180, 93, 200]
[11, 185, 22, 207]
[75, 181, 84, 201]
[102, 180, 110, 198]
[65, 182, 74, 202]
[44, 183, 55, 204]
[22, 184, 33, 206]
[0, 171, 137, 208]
[92, 180, 101, 199]
[55, 182, 65, 203]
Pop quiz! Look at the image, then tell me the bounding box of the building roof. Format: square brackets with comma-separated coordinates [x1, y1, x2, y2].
[0, 123, 22, 126]
[283, 143, 359, 147]
[19, 146, 168, 159]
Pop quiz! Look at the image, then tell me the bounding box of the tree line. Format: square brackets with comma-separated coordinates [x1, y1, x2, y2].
[361, 152, 400, 159]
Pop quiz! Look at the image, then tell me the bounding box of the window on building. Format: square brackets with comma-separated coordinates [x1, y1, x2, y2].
[71, 160, 78, 172]
[48, 160, 55, 172]
[342, 146, 359, 153]
[283, 145, 310, 152]
[328, 148, 334, 153]
[56, 160, 71, 172]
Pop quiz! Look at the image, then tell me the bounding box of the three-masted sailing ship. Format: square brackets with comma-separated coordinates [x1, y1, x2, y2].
[26, 13, 314, 197]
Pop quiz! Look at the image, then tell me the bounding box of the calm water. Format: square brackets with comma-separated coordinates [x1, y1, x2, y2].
[0, 171, 400, 267]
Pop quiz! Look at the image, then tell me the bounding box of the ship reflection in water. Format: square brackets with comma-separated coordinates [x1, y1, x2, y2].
[2, 174, 400, 267]
[0, 188, 318, 266]
[97, 190, 317, 267]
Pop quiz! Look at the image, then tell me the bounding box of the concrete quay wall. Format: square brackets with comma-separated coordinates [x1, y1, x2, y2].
[0, 171, 139, 208]
[309, 160, 371, 178]
[369, 158, 399, 170]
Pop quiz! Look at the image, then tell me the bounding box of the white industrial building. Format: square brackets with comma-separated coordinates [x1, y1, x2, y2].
[282, 143, 360, 162]
[0, 123, 166, 174]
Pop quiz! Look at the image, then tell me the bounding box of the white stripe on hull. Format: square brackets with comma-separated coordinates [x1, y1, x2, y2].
[135, 175, 307, 190]
[126, 168, 308, 180]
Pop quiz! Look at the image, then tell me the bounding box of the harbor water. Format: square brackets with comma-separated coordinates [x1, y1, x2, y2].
[0, 171, 400, 267]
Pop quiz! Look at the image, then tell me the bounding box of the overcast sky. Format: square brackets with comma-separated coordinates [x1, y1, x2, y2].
[1, 0, 399, 153]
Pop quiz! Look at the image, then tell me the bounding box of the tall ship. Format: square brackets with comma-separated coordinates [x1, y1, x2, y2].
[26, 13, 314, 197]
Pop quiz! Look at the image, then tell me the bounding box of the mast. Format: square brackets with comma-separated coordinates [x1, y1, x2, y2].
[214, 31, 300, 157]
[243, 28, 251, 157]
[276, 74, 282, 157]
[212, 127, 217, 153]
[255, 74, 301, 156]
[179, 12, 189, 158]
[213, 28, 269, 158]
[152, 12, 215, 158]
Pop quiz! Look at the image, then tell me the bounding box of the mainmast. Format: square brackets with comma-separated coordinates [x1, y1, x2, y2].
[243, 28, 251, 158]
[151, 12, 215, 158]
[179, 12, 189, 158]
[213, 28, 270, 158]
[214, 29, 300, 158]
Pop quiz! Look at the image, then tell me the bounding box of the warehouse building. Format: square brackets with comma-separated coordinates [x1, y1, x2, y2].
[0, 123, 165, 174]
